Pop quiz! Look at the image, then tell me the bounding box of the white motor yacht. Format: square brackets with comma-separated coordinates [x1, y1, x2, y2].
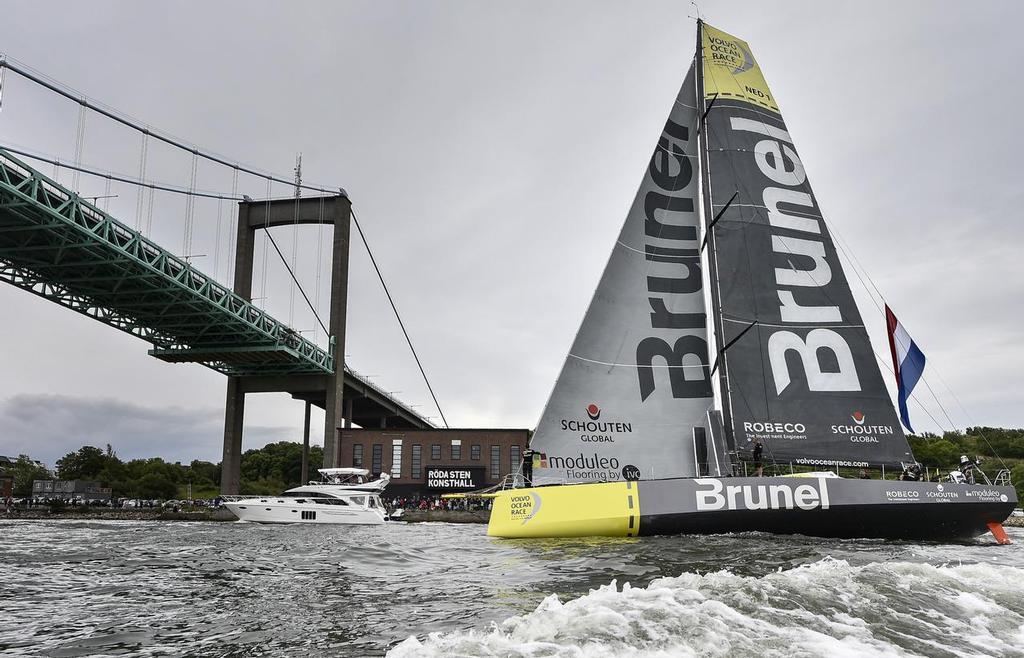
[221, 468, 390, 524]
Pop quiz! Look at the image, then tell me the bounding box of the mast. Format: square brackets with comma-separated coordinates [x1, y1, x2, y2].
[694, 20, 737, 459]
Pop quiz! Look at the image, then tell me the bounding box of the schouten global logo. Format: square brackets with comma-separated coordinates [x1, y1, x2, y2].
[559, 404, 634, 443]
[831, 412, 895, 444]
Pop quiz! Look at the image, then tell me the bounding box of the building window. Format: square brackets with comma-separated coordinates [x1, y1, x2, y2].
[411, 445, 422, 479]
[431, 444, 441, 460]
[471, 444, 481, 460]
[391, 442, 403, 479]
[511, 445, 521, 472]
[451, 442, 462, 460]
[352, 444, 364, 467]
[490, 445, 501, 481]
[372, 444, 383, 476]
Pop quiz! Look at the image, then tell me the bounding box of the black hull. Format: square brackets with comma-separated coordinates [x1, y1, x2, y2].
[641, 502, 1014, 541]
[487, 476, 1018, 541]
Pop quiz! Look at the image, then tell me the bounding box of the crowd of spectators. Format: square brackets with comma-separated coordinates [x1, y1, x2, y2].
[385, 495, 492, 512]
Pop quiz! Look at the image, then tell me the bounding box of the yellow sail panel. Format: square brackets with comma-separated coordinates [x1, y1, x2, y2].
[487, 482, 639, 538]
[701, 23, 779, 114]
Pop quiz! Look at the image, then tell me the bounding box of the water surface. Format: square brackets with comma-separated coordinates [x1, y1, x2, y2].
[1, 520, 1022, 656]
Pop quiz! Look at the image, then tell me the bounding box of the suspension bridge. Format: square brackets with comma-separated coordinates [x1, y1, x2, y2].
[0, 57, 442, 494]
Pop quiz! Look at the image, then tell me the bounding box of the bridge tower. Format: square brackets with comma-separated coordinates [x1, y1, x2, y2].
[221, 194, 350, 494]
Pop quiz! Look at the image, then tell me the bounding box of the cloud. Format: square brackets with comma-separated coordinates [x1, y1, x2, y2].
[0, 394, 301, 467]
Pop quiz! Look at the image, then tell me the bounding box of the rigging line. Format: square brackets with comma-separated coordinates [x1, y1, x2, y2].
[928, 367, 1011, 471]
[350, 207, 449, 429]
[711, 320, 758, 376]
[289, 186, 300, 326]
[873, 352, 947, 435]
[313, 192, 325, 344]
[0, 144, 244, 200]
[145, 180, 156, 235]
[102, 174, 112, 212]
[226, 168, 239, 284]
[0, 57, 341, 196]
[262, 228, 328, 337]
[213, 195, 223, 281]
[700, 190, 737, 252]
[183, 151, 198, 255]
[71, 103, 86, 190]
[259, 179, 271, 309]
[135, 132, 149, 229]
[886, 317, 1009, 468]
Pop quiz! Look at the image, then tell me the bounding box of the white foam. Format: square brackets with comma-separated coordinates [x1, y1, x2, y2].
[387, 558, 1024, 658]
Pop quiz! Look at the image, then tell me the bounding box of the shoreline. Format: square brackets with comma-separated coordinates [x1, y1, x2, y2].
[2, 507, 237, 522]
[3, 507, 1018, 529]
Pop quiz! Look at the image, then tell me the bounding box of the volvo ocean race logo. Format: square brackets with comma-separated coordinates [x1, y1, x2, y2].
[559, 403, 633, 443]
[509, 492, 541, 525]
[831, 412, 895, 444]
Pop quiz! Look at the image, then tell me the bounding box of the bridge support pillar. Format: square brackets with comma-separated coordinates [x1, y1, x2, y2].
[322, 194, 351, 468]
[301, 400, 311, 483]
[221, 376, 245, 495]
[218, 193, 352, 482]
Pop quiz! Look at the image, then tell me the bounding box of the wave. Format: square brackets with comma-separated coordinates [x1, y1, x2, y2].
[387, 558, 1024, 658]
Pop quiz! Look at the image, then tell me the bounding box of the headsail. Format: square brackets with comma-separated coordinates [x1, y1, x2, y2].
[529, 63, 715, 485]
[696, 22, 914, 469]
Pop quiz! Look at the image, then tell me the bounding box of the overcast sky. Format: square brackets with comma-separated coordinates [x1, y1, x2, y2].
[0, 1, 1021, 466]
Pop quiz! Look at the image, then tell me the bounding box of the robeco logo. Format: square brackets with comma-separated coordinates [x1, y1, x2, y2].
[586, 404, 601, 420]
[852, 411, 866, 425]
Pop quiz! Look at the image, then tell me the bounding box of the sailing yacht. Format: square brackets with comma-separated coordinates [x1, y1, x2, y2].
[486, 22, 1016, 542]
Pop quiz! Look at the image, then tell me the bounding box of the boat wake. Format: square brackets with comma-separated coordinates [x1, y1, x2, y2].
[388, 557, 1024, 658]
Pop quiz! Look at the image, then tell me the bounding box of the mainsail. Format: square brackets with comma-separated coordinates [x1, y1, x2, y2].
[695, 22, 914, 468]
[529, 63, 715, 485]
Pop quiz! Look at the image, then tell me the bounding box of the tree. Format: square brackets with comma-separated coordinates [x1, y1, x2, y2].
[56, 446, 112, 480]
[135, 472, 177, 499]
[9, 455, 52, 497]
[1012, 464, 1024, 506]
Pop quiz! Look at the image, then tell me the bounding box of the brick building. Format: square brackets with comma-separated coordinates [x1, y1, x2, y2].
[338, 428, 530, 498]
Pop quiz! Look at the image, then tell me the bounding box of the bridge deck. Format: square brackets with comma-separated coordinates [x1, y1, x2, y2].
[0, 149, 433, 428]
[0, 149, 333, 376]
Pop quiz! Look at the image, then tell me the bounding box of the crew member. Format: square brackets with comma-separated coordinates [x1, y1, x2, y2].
[521, 449, 535, 487]
[959, 455, 979, 485]
[752, 439, 764, 477]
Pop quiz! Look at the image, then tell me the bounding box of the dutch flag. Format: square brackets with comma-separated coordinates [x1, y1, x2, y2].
[885, 305, 926, 432]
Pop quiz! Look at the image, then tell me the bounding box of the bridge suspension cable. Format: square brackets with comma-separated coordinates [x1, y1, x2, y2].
[351, 207, 449, 429]
[0, 143, 243, 200]
[0, 56, 342, 197]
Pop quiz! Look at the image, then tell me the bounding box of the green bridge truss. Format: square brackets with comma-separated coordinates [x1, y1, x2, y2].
[0, 148, 334, 376]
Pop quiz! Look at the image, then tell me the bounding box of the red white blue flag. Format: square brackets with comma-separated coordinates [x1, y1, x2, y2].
[885, 305, 926, 432]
